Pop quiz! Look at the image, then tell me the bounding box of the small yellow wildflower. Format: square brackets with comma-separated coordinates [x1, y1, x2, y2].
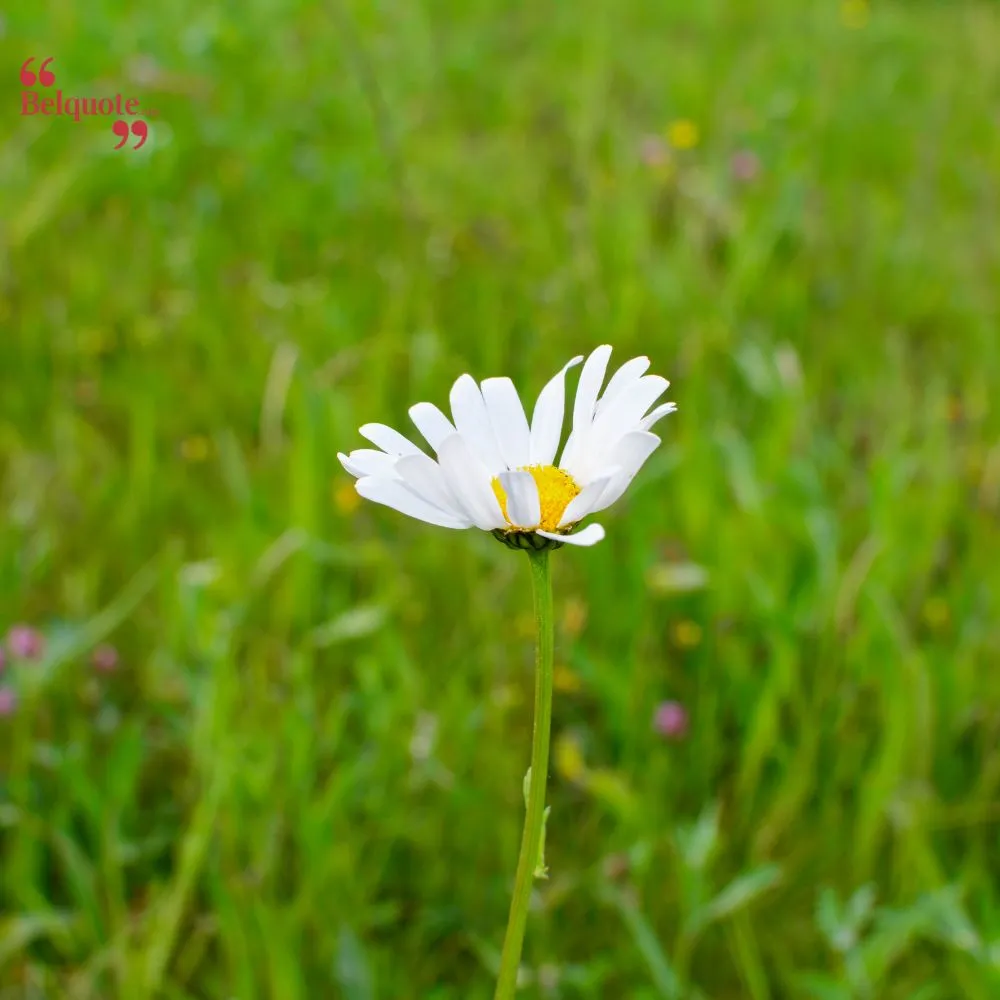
[553, 664, 583, 694]
[840, 0, 870, 29]
[562, 596, 588, 638]
[554, 732, 587, 783]
[666, 119, 700, 151]
[672, 620, 703, 648]
[334, 480, 361, 514]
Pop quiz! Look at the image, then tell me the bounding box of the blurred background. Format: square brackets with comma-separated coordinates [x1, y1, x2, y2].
[2, 1, 1000, 997]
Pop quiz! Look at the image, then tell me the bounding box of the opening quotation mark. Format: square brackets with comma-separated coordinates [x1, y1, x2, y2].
[21, 57, 56, 87]
[112, 119, 148, 150]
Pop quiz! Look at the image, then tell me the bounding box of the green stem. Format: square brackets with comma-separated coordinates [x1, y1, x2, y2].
[495, 548, 555, 999]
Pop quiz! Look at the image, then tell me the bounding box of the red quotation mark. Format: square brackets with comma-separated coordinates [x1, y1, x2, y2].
[21, 57, 56, 87]
[112, 119, 148, 151]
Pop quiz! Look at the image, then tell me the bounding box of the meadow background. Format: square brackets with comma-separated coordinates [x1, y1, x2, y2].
[2, 1, 1000, 997]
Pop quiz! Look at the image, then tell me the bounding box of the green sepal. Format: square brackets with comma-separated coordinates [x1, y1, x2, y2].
[491, 529, 565, 552]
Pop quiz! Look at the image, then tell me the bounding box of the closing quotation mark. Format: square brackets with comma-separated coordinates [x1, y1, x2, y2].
[20, 57, 56, 87]
[112, 119, 148, 150]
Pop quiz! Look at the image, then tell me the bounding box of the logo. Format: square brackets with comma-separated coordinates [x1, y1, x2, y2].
[20, 57, 158, 150]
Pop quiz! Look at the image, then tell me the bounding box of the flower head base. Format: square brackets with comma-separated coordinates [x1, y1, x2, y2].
[491, 528, 566, 552]
[339, 345, 677, 549]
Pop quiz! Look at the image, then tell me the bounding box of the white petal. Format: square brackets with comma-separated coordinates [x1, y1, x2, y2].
[570, 344, 613, 436]
[449, 374, 505, 473]
[436, 434, 506, 530]
[338, 449, 399, 479]
[359, 423, 423, 457]
[529, 355, 584, 466]
[557, 470, 618, 527]
[595, 356, 651, 414]
[537, 524, 605, 547]
[355, 476, 469, 528]
[395, 453, 468, 521]
[482, 377, 531, 470]
[498, 470, 540, 528]
[565, 375, 669, 480]
[640, 402, 678, 432]
[587, 432, 662, 513]
[409, 402, 456, 451]
[560, 344, 613, 468]
[599, 375, 668, 434]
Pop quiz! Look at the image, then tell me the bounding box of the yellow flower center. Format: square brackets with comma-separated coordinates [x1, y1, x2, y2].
[491, 465, 581, 532]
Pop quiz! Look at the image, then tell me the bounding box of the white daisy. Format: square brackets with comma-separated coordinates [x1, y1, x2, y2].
[338, 344, 677, 550]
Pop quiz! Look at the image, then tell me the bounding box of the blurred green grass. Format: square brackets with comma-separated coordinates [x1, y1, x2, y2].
[2, 0, 1000, 996]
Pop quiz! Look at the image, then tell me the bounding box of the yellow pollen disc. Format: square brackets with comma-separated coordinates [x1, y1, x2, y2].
[491, 465, 582, 532]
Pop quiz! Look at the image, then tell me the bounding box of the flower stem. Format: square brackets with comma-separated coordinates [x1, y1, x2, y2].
[495, 547, 555, 999]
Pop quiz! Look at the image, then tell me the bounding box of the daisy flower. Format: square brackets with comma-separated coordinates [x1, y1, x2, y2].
[338, 344, 676, 549]
[339, 344, 679, 997]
